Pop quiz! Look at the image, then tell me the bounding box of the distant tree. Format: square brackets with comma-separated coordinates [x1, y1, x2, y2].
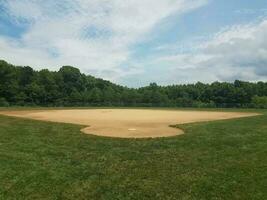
[25, 82, 44, 104]
[103, 87, 116, 104]
[69, 89, 82, 104]
[0, 97, 9, 107]
[89, 88, 103, 104]
[58, 66, 84, 95]
[252, 96, 267, 108]
[37, 69, 59, 104]
[1, 59, 267, 108]
[17, 66, 35, 86]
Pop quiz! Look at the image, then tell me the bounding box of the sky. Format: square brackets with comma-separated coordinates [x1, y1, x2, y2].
[0, 0, 267, 87]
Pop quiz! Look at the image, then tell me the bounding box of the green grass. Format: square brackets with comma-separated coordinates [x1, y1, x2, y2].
[0, 108, 267, 200]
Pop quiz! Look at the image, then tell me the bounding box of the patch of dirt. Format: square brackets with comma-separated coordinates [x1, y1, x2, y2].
[0, 109, 259, 138]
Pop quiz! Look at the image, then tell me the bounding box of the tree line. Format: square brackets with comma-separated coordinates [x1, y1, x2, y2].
[0, 60, 267, 108]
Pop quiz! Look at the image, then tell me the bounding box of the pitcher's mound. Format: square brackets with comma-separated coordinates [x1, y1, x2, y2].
[0, 109, 259, 138]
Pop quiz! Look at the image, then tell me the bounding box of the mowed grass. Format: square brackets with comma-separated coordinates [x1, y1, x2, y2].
[0, 109, 267, 200]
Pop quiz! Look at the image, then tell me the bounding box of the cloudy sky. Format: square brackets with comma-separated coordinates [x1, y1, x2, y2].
[0, 0, 267, 87]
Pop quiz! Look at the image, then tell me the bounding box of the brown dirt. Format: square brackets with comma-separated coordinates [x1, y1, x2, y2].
[0, 109, 259, 138]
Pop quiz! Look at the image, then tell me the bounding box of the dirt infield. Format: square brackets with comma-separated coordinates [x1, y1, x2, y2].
[0, 109, 259, 138]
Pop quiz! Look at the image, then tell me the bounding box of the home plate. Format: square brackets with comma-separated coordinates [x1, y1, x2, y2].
[128, 128, 137, 131]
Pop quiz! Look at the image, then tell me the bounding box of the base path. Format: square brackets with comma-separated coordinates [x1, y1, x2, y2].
[0, 109, 259, 138]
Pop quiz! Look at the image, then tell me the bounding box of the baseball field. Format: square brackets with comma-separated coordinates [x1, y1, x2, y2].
[0, 109, 258, 138]
[0, 108, 266, 199]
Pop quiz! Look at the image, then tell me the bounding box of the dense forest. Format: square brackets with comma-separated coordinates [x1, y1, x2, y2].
[0, 60, 267, 108]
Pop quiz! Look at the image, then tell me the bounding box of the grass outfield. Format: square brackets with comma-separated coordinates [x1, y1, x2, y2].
[0, 108, 267, 199]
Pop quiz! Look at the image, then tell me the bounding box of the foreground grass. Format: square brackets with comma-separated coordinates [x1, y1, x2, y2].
[0, 109, 267, 199]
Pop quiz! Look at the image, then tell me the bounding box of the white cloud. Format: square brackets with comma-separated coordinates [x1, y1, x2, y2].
[153, 19, 267, 84]
[0, 0, 208, 82]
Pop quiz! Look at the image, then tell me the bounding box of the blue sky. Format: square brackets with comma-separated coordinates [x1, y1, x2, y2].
[0, 0, 267, 87]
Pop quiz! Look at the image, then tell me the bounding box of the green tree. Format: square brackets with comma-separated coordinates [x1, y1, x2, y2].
[89, 88, 103, 104]
[0, 97, 9, 107]
[252, 96, 267, 108]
